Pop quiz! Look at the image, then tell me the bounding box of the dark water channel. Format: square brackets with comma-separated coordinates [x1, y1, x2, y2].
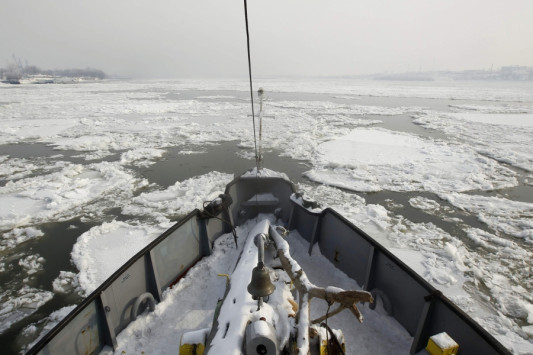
[138, 141, 310, 189]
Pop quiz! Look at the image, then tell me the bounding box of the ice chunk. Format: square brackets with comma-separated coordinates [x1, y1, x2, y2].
[455, 113, 533, 127]
[119, 148, 166, 167]
[0, 286, 53, 335]
[52, 271, 82, 295]
[408, 196, 441, 212]
[71, 220, 165, 295]
[0, 161, 147, 230]
[0, 227, 44, 251]
[242, 167, 289, 180]
[122, 171, 233, 221]
[18, 254, 45, 275]
[414, 112, 533, 172]
[440, 193, 533, 241]
[22, 305, 76, 352]
[306, 128, 517, 193]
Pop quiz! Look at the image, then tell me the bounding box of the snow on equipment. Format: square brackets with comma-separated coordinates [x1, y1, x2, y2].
[179, 221, 371, 354]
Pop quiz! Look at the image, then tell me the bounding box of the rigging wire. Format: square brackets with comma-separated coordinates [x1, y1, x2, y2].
[243, 0, 260, 172]
[243, 0, 261, 222]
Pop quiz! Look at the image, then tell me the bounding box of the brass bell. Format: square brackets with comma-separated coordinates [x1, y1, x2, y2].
[247, 263, 275, 299]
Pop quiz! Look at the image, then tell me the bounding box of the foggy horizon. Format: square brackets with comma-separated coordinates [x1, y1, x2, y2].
[1, 0, 532, 79]
[2, 56, 530, 80]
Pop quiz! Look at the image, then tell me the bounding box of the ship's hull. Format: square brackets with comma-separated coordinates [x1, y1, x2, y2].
[27, 169, 509, 354]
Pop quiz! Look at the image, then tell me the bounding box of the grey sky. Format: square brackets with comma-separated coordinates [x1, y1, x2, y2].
[1, 0, 532, 78]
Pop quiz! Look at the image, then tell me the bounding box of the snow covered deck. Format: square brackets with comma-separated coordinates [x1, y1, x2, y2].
[101, 216, 412, 354]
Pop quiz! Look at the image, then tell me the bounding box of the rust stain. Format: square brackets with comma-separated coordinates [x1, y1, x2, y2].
[169, 259, 201, 289]
[79, 325, 95, 355]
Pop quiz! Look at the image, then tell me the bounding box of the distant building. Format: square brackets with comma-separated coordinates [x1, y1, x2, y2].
[1, 71, 21, 84]
[500, 66, 533, 80]
[373, 66, 533, 82]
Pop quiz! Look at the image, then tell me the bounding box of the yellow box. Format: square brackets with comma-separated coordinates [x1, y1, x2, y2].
[179, 328, 209, 355]
[426, 332, 459, 355]
[178, 343, 204, 355]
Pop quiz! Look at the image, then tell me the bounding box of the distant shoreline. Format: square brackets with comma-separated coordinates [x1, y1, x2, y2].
[1, 62, 106, 85]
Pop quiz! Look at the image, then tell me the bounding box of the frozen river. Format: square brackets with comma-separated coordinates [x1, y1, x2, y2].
[0, 78, 532, 354]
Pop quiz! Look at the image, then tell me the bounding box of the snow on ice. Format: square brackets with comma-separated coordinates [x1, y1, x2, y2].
[0, 286, 53, 335]
[0, 227, 44, 251]
[122, 171, 233, 222]
[299, 180, 533, 352]
[414, 111, 533, 172]
[440, 193, 533, 241]
[305, 128, 517, 193]
[119, 148, 166, 167]
[21, 305, 77, 352]
[71, 171, 233, 295]
[0, 161, 148, 230]
[71, 221, 164, 295]
[52, 271, 81, 295]
[18, 254, 46, 276]
[1, 79, 532, 353]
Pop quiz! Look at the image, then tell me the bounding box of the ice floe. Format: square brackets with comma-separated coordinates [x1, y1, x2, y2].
[2, 79, 532, 352]
[195, 95, 237, 99]
[155, 78, 533, 102]
[0, 118, 80, 145]
[305, 128, 517, 193]
[178, 149, 206, 155]
[119, 148, 166, 167]
[0, 82, 395, 166]
[0, 227, 44, 251]
[122, 171, 233, 221]
[414, 111, 533, 172]
[268, 100, 419, 116]
[439, 193, 533, 241]
[21, 305, 77, 352]
[241, 167, 289, 180]
[408, 196, 461, 223]
[18, 254, 46, 276]
[455, 113, 533, 127]
[408, 196, 442, 212]
[71, 171, 233, 295]
[0, 158, 40, 181]
[448, 103, 533, 114]
[52, 271, 82, 295]
[296, 183, 392, 237]
[464, 227, 516, 250]
[0, 286, 53, 335]
[71, 220, 165, 295]
[0, 83, 246, 159]
[0, 161, 148, 230]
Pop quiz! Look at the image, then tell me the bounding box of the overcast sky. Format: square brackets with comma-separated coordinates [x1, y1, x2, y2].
[1, 0, 532, 78]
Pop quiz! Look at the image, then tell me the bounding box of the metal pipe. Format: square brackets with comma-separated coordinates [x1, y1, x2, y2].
[257, 233, 265, 267]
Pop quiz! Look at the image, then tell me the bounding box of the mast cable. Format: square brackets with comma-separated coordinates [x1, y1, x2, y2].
[243, 0, 260, 172]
